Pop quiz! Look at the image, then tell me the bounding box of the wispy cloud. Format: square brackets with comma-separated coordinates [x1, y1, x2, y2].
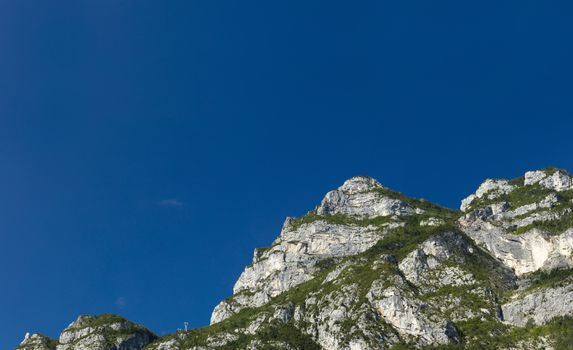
[115, 296, 127, 309]
[159, 199, 184, 207]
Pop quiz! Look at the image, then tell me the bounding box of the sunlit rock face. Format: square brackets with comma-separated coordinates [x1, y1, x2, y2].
[17, 315, 156, 350]
[460, 179, 516, 213]
[198, 171, 573, 349]
[459, 168, 573, 276]
[502, 281, 573, 327]
[524, 170, 573, 191]
[16, 334, 55, 350]
[55, 315, 155, 350]
[316, 176, 420, 217]
[211, 176, 430, 325]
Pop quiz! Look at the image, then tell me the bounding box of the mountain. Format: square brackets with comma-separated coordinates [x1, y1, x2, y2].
[17, 169, 573, 349]
[16, 315, 156, 350]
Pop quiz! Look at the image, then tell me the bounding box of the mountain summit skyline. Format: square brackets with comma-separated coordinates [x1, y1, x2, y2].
[3, 1, 573, 349]
[17, 167, 573, 349]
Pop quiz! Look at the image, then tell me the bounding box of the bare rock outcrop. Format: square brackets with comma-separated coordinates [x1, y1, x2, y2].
[502, 280, 573, 327]
[211, 176, 428, 324]
[459, 168, 573, 276]
[58, 315, 155, 350]
[16, 334, 56, 350]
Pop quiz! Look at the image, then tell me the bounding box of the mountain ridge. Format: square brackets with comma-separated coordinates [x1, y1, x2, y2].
[17, 168, 573, 350]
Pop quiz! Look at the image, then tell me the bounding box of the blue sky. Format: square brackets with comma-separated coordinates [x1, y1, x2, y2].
[2, 1, 573, 348]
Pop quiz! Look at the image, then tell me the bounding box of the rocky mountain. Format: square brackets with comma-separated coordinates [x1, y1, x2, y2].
[17, 169, 573, 349]
[17, 314, 157, 350]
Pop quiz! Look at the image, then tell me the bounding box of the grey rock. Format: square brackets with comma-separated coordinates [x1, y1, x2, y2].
[317, 176, 419, 218]
[366, 282, 459, 345]
[502, 281, 573, 326]
[211, 176, 428, 324]
[460, 169, 573, 276]
[461, 222, 573, 276]
[460, 179, 515, 212]
[16, 334, 55, 350]
[56, 315, 155, 350]
[210, 219, 385, 324]
[525, 170, 573, 191]
[398, 232, 478, 292]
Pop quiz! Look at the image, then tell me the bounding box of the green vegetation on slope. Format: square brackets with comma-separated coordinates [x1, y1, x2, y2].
[46, 339, 58, 350]
[148, 213, 521, 349]
[70, 314, 154, 334]
[290, 211, 397, 230]
[146, 220, 458, 349]
[466, 183, 549, 213]
[463, 170, 573, 235]
[466, 168, 573, 213]
[289, 186, 460, 232]
[511, 209, 573, 235]
[145, 316, 320, 350]
[420, 316, 573, 350]
[522, 267, 573, 292]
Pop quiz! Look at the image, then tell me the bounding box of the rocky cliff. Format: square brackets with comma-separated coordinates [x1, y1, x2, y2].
[17, 169, 573, 349]
[17, 314, 157, 350]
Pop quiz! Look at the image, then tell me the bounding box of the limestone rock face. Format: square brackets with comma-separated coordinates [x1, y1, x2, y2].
[16, 334, 55, 350]
[459, 168, 573, 276]
[502, 275, 573, 327]
[197, 172, 573, 349]
[459, 224, 573, 276]
[57, 315, 155, 350]
[366, 283, 459, 345]
[317, 176, 419, 217]
[16, 315, 156, 350]
[460, 179, 515, 212]
[211, 176, 428, 324]
[399, 232, 480, 292]
[209, 220, 386, 324]
[192, 175, 520, 349]
[524, 170, 573, 191]
[156, 228, 520, 350]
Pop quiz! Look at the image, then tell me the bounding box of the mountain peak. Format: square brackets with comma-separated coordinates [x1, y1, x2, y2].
[460, 178, 515, 212]
[459, 167, 573, 276]
[524, 168, 573, 191]
[57, 314, 156, 350]
[461, 167, 573, 212]
[338, 176, 383, 194]
[17, 315, 157, 350]
[16, 334, 55, 350]
[316, 176, 420, 218]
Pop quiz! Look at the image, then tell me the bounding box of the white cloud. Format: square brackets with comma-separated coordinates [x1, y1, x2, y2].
[115, 297, 127, 309]
[159, 199, 184, 207]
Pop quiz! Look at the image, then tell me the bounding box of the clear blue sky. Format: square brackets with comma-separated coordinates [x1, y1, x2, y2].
[2, 1, 573, 348]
